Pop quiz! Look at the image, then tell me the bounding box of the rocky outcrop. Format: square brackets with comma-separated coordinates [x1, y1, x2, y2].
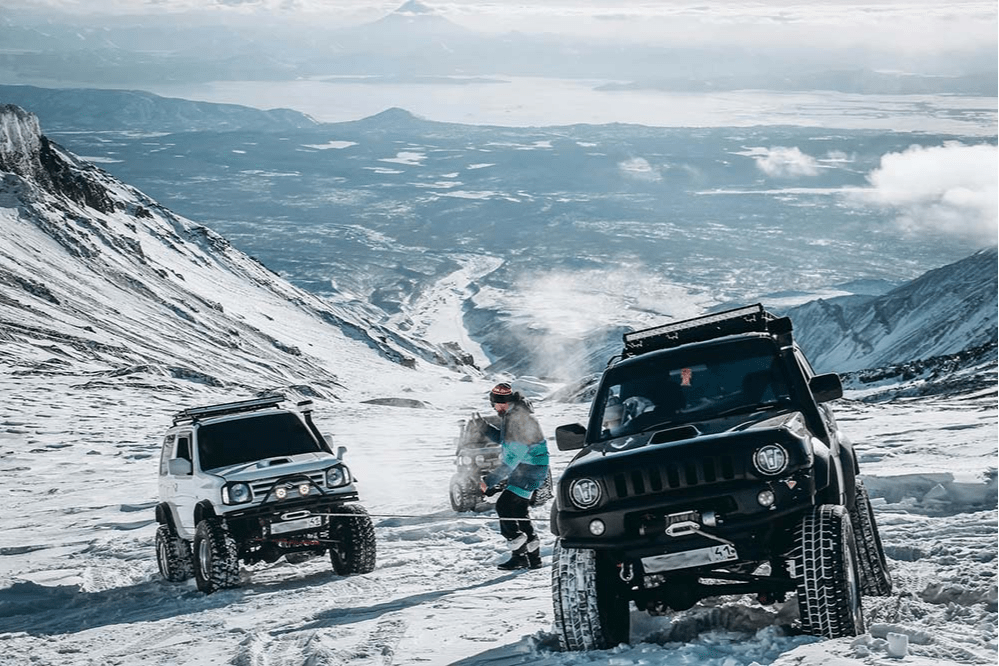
[0, 104, 114, 212]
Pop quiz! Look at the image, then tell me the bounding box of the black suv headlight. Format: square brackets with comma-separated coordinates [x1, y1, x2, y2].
[326, 465, 351, 488]
[569, 478, 602, 509]
[753, 444, 789, 476]
[222, 482, 252, 505]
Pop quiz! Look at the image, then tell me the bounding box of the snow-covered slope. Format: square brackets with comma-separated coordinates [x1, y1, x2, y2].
[0, 104, 474, 401]
[787, 248, 998, 373]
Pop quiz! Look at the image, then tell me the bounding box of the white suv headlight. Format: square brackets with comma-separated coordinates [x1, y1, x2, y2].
[569, 478, 602, 509]
[223, 482, 252, 505]
[326, 465, 351, 487]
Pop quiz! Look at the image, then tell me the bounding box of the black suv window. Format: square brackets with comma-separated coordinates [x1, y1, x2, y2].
[592, 338, 792, 441]
[197, 412, 322, 471]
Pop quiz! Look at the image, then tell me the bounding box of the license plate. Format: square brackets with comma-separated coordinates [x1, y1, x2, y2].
[270, 515, 323, 535]
[641, 543, 738, 573]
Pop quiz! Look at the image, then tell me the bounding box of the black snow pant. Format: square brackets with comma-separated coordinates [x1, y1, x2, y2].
[496, 490, 534, 542]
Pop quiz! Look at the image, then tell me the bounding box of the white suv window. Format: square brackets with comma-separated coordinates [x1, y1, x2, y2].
[175, 434, 193, 475]
[159, 434, 176, 476]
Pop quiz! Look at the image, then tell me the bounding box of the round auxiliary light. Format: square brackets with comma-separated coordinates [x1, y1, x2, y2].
[569, 478, 602, 509]
[757, 489, 776, 508]
[460, 455, 473, 466]
[298, 484, 311, 496]
[588, 519, 606, 536]
[275, 487, 288, 500]
[753, 444, 789, 476]
[474, 454, 486, 465]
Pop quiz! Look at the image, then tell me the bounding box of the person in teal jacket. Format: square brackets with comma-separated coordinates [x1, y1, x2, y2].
[480, 382, 550, 570]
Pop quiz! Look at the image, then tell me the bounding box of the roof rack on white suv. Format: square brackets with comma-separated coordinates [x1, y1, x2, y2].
[172, 393, 285, 425]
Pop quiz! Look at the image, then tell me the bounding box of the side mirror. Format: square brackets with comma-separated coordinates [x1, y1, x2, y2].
[168, 458, 192, 476]
[810, 373, 843, 402]
[336, 445, 347, 461]
[555, 423, 587, 451]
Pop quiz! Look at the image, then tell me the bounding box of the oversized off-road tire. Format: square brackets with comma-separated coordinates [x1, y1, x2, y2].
[193, 517, 240, 594]
[155, 524, 193, 582]
[552, 539, 630, 651]
[449, 476, 479, 512]
[330, 503, 377, 575]
[530, 469, 554, 507]
[850, 481, 893, 596]
[794, 505, 865, 638]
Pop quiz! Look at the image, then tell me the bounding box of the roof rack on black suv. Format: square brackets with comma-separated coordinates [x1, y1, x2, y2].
[550, 304, 892, 650]
[621, 304, 786, 358]
[155, 394, 376, 593]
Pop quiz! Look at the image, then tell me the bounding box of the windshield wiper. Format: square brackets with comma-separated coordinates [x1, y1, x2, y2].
[712, 401, 784, 418]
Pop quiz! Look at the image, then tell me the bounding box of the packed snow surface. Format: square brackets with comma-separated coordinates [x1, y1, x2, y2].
[0, 373, 994, 666]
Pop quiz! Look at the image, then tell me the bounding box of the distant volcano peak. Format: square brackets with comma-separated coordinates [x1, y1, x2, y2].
[393, 0, 437, 15]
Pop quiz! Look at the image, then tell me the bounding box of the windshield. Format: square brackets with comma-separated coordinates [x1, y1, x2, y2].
[591, 338, 792, 442]
[197, 412, 323, 471]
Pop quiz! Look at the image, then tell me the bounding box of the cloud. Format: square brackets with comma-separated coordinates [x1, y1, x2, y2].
[618, 157, 661, 181]
[472, 267, 711, 381]
[746, 146, 821, 178]
[851, 142, 998, 245]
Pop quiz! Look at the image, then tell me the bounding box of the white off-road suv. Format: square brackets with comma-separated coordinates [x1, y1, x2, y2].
[154, 394, 376, 593]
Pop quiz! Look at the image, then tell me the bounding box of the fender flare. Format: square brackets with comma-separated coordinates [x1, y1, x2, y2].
[838, 443, 858, 510]
[155, 502, 176, 530]
[193, 500, 219, 526]
[812, 439, 839, 504]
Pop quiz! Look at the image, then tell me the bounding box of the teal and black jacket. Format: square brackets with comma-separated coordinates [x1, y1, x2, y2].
[482, 401, 550, 499]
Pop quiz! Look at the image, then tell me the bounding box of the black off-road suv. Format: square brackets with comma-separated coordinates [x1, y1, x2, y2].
[550, 305, 892, 650]
[154, 394, 376, 593]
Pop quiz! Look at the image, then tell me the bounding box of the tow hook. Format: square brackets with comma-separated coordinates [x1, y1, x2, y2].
[619, 562, 635, 583]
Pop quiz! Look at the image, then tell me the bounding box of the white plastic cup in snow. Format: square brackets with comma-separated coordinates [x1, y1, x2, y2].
[886, 631, 909, 658]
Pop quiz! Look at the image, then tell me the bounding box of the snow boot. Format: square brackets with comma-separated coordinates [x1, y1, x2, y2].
[497, 545, 529, 570]
[526, 537, 542, 569]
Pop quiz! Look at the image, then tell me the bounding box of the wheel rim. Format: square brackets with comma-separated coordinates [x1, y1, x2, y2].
[157, 538, 169, 574]
[450, 484, 461, 504]
[198, 536, 212, 575]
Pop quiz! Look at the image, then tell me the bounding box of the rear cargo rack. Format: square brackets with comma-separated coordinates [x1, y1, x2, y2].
[173, 394, 286, 425]
[621, 304, 790, 358]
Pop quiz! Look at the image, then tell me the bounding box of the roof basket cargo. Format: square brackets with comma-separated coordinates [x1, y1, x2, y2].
[173, 393, 286, 425]
[621, 304, 791, 358]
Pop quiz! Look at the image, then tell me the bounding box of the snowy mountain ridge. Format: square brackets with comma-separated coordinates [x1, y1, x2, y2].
[787, 247, 998, 373]
[0, 105, 471, 402]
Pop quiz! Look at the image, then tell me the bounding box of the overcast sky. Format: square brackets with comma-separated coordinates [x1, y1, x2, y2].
[7, 0, 998, 55]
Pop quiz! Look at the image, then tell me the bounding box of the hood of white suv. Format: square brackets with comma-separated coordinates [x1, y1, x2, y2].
[208, 452, 339, 482]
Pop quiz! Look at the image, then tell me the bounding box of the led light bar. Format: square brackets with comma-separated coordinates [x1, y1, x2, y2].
[622, 304, 785, 358]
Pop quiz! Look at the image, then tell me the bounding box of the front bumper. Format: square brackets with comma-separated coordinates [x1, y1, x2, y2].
[556, 472, 814, 563]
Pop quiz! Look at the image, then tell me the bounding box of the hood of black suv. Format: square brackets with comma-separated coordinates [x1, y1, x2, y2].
[563, 411, 814, 492]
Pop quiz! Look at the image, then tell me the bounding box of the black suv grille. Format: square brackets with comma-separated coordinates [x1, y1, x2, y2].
[608, 455, 742, 500]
